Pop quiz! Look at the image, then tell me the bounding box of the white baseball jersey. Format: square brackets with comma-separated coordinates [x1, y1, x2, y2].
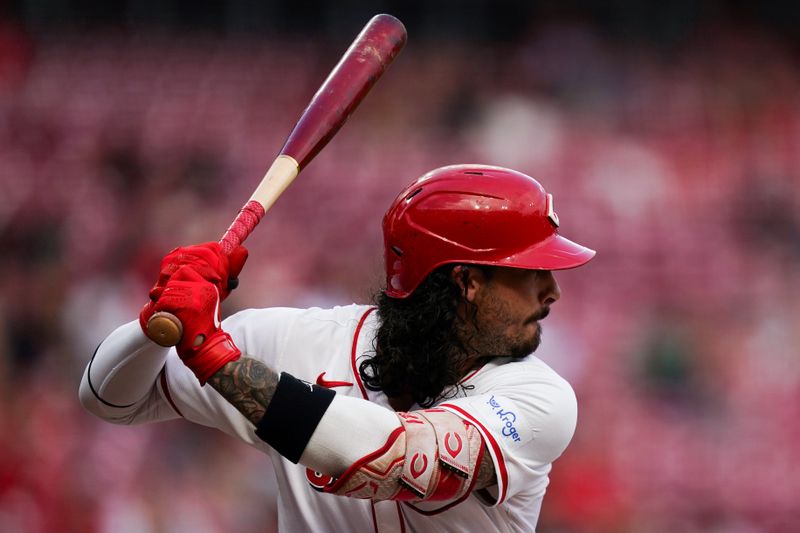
[129, 304, 577, 532]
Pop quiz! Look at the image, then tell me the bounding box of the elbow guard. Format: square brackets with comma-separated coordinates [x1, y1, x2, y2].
[325, 409, 484, 503]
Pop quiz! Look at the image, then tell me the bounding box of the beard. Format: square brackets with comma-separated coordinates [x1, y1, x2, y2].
[471, 322, 541, 359]
[464, 295, 546, 359]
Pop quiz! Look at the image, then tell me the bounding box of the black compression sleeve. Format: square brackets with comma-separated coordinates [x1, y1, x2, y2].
[255, 372, 336, 463]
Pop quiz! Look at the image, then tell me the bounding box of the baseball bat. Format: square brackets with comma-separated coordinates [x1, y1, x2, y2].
[146, 14, 407, 347]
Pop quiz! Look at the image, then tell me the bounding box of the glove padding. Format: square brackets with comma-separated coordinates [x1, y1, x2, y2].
[148, 266, 241, 384]
[140, 241, 247, 334]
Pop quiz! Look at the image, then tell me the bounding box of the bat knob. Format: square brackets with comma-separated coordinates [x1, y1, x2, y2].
[147, 311, 183, 347]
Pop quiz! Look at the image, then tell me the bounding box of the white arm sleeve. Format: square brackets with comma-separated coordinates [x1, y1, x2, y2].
[299, 394, 402, 475]
[78, 320, 181, 424]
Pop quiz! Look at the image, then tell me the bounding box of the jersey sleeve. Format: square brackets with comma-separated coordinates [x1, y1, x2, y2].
[438, 360, 578, 507]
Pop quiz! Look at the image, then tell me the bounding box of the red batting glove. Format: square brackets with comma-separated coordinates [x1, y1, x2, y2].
[147, 242, 248, 302]
[149, 266, 241, 384]
[140, 242, 248, 334]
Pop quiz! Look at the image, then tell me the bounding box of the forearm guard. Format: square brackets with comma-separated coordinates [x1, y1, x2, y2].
[325, 409, 484, 503]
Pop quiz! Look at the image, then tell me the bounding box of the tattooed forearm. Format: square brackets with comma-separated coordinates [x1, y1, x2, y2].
[207, 357, 279, 426]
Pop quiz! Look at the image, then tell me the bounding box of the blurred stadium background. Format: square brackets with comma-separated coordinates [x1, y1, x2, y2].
[1, 1, 798, 531]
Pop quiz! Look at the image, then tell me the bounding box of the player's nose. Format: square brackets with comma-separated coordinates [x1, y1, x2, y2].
[540, 271, 561, 306]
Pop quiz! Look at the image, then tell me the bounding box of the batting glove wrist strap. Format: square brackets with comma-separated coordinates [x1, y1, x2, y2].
[255, 372, 335, 463]
[187, 331, 242, 385]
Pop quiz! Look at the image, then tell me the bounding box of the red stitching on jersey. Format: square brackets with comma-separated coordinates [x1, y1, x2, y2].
[397, 501, 406, 532]
[370, 502, 378, 533]
[459, 364, 486, 385]
[370, 500, 406, 533]
[351, 307, 376, 400]
[439, 403, 508, 505]
[159, 366, 183, 418]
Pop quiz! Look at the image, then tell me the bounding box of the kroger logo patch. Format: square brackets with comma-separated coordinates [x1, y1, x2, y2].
[483, 395, 531, 446]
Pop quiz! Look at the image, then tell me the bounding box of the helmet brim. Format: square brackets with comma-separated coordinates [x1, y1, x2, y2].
[503, 234, 596, 271]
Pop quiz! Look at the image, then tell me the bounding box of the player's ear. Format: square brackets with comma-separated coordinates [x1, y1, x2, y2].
[451, 265, 487, 303]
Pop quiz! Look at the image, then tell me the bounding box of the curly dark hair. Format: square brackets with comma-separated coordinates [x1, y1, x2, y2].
[359, 264, 491, 407]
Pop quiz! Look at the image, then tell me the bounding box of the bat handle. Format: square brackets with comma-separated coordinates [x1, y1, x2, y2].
[219, 200, 267, 254]
[144, 201, 266, 347]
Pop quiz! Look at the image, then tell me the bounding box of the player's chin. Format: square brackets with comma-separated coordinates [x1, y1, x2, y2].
[525, 320, 542, 338]
[530, 324, 543, 351]
[529, 321, 543, 348]
[510, 324, 541, 358]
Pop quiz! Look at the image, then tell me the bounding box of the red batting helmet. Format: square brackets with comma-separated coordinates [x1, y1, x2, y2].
[382, 164, 596, 298]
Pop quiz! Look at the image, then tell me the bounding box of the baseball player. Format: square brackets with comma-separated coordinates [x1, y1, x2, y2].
[80, 164, 595, 532]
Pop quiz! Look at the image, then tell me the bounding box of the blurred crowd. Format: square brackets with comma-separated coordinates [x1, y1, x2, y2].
[0, 18, 799, 533]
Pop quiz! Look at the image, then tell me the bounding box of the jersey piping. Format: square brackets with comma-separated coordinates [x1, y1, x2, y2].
[349, 306, 407, 533]
[351, 307, 376, 400]
[158, 366, 183, 417]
